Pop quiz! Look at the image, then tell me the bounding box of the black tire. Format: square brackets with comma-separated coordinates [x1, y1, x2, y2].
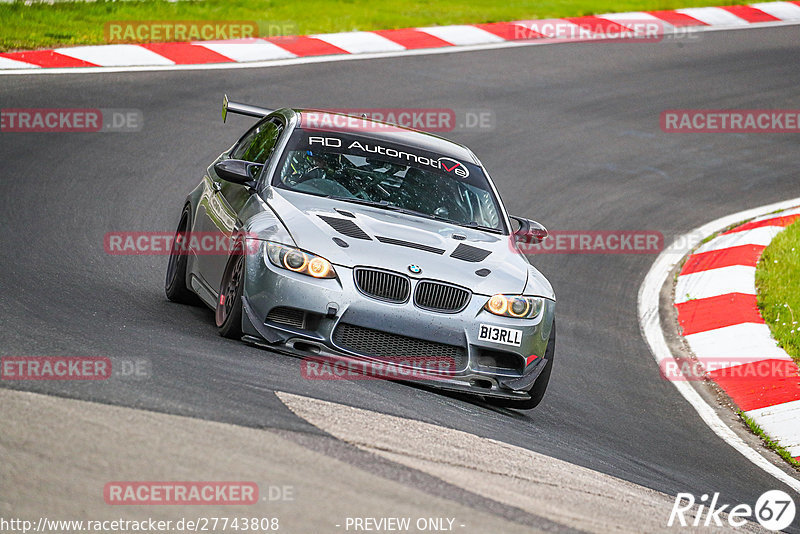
[487, 321, 556, 411]
[165, 206, 201, 305]
[215, 240, 245, 339]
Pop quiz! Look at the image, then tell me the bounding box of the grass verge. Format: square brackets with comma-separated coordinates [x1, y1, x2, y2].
[2, 0, 750, 53]
[755, 219, 800, 367]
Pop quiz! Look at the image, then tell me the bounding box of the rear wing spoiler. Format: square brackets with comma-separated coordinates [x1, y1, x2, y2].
[222, 94, 274, 122]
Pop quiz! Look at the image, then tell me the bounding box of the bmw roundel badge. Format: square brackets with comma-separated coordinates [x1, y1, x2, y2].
[408, 264, 422, 274]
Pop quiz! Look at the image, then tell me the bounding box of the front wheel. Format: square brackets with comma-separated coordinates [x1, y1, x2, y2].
[215, 240, 245, 339]
[487, 321, 556, 411]
[165, 206, 201, 305]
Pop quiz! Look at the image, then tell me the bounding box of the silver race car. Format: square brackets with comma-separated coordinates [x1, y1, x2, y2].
[166, 97, 556, 409]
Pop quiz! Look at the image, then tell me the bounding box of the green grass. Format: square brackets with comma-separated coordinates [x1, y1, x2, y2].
[756, 219, 800, 367]
[1, 0, 749, 53]
[739, 410, 800, 469]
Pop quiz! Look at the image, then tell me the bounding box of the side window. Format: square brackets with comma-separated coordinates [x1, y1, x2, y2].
[230, 118, 283, 164]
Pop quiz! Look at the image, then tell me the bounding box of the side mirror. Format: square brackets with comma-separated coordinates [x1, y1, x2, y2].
[510, 216, 548, 245]
[213, 159, 262, 188]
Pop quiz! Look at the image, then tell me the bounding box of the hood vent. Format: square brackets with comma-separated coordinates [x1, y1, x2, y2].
[317, 215, 371, 240]
[450, 243, 492, 262]
[375, 236, 445, 255]
[334, 208, 356, 218]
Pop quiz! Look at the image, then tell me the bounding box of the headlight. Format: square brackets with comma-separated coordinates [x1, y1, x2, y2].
[484, 295, 543, 319]
[264, 242, 336, 279]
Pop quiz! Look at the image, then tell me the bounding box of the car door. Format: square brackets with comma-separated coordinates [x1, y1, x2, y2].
[194, 116, 285, 294]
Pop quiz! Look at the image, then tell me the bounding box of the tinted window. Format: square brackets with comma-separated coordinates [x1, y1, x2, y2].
[273, 130, 504, 232]
[231, 119, 282, 164]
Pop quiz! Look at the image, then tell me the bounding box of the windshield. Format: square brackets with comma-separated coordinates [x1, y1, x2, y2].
[272, 130, 505, 232]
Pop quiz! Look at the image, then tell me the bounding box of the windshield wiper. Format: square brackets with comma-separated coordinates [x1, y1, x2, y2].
[325, 196, 401, 211]
[462, 221, 503, 234]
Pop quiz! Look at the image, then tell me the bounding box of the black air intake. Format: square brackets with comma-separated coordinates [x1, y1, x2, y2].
[317, 215, 371, 240]
[450, 243, 492, 262]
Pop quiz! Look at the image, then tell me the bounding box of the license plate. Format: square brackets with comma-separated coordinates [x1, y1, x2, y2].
[478, 324, 523, 347]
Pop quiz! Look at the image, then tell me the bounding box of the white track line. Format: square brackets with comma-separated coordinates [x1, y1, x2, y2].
[2, 20, 799, 76]
[638, 196, 800, 494]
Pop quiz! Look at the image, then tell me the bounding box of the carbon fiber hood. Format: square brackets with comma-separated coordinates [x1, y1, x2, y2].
[262, 189, 554, 299]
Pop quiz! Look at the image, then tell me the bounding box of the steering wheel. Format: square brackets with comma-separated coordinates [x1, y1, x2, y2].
[293, 166, 326, 184]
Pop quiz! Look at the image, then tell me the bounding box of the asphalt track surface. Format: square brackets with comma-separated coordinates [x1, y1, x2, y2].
[2, 25, 800, 528]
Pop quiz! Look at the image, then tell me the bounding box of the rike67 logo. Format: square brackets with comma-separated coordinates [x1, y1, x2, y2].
[668, 490, 796, 531]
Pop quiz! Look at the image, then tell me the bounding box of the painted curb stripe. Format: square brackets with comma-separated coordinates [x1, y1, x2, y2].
[1, 2, 798, 70]
[564, 16, 637, 35]
[53, 44, 177, 67]
[750, 1, 800, 20]
[674, 205, 800, 460]
[310, 31, 406, 54]
[710, 360, 800, 411]
[647, 9, 709, 26]
[0, 50, 98, 68]
[695, 225, 784, 254]
[679, 244, 765, 275]
[676, 6, 751, 25]
[473, 22, 545, 41]
[683, 323, 790, 365]
[372, 28, 456, 49]
[139, 42, 235, 64]
[675, 264, 756, 303]
[415, 25, 505, 46]
[266, 36, 350, 56]
[196, 39, 297, 62]
[745, 399, 800, 458]
[720, 4, 783, 21]
[724, 213, 800, 233]
[0, 56, 43, 69]
[598, 11, 675, 31]
[676, 293, 764, 335]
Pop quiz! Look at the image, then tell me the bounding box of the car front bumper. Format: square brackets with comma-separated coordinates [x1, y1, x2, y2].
[241, 250, 555, 397]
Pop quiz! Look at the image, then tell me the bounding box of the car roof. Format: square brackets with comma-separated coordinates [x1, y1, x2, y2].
[291, 108, 478, 163]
